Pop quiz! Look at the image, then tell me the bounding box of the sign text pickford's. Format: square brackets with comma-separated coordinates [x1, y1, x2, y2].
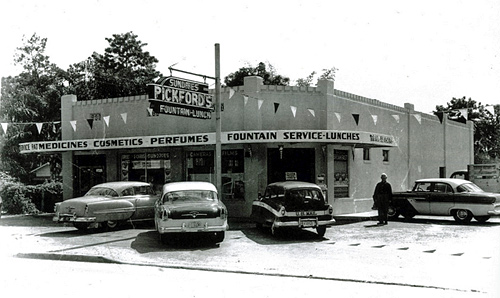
[148, 76, 214, 119]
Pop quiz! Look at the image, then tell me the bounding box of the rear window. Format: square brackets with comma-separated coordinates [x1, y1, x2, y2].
[162, 190, 217, 204]
[85, 187, 119, 197]
[457, 183, 484, 193]
[287, 188, 324, 203]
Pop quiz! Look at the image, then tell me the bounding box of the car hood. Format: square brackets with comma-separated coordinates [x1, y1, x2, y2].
[164, 202, 222, 219]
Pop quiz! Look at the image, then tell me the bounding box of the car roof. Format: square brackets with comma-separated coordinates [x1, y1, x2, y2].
[91, 181, 150, 193]
[162, 181, 218, 193]
[414, 178, 470, 188]
[266, 181, 321, 190]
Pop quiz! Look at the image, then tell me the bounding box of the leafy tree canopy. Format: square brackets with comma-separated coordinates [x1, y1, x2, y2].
[434, 96, 500, 163]
[66, 31, 162, 100]
[296, 67, 338, 87]
[224, 62, 290, 87]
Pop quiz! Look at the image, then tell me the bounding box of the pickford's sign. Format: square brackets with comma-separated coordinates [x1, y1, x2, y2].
[148, 76, 213, 119]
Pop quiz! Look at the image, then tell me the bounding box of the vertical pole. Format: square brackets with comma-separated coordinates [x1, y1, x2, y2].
[215, 43, 222, 193]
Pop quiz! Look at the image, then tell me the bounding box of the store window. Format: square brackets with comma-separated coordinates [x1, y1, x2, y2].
[382, 150, 390, 162]
[333, 150, 349, 198]
[121, 152, 171, 193]
[186, 149, 245, 201]
[363, 148, 370, 161]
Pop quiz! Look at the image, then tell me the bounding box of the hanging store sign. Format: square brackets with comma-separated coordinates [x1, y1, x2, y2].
[148, 76, 213, 119]
[19, 130, 397, 154]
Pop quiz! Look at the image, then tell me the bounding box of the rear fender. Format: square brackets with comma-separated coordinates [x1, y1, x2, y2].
[88, 200, 136, 222]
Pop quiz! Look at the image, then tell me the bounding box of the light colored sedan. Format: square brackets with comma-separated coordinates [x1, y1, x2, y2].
[155, 181, 228, 244]
[53, 181, 158, 231]
[390, 178, 500, 223]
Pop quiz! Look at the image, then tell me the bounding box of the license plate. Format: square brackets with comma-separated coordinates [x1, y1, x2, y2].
[186, 221, 202, 229]
[299, 219, 317, 228]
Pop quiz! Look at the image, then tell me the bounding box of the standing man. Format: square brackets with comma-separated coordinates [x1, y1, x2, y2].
[373, 173, 392, 225]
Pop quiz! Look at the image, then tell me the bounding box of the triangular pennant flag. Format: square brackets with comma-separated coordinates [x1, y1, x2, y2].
[121, 113, 128, 124]
[274, 103, 280, 113]
[103, 116, 110, 127]
[87, 119, 94, 129]
[244, 95, 249, 106]
[229, 89, 235, 99]
[291, 106, 297, 117]
[352, 114, 360, 125]
[459, 108, 468, 120]
[147, 108, 153, 117]
[70, 120, 77, 132]
[1, 123, 8, 134]
[436, 111, 444, 124]
[392, 115, 400, 123]
[36, 123, 43, 134]
[308, 109, 315, 117]
[258, 99, 264, 110]
[335, 112, 341, 122]
[371, 115, 378, 125]
[485, 106, 495, 115]
[413, 114, 422, 124]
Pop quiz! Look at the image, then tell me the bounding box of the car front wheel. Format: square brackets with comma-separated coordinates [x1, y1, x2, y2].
[387, 205, 400, 219]
[316, 226, 326, 237]
[104, 220, 120, 230]
[453, 209, 473, 223]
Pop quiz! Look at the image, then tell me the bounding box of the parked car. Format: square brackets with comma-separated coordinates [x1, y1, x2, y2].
[154, 181, 228, 244]
[389, 178, 500, 223]
[53, 181, 158, 231]
[251, 181, 335, 237]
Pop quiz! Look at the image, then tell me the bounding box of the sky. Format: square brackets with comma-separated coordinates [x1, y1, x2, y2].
[1, 0, 499, 114]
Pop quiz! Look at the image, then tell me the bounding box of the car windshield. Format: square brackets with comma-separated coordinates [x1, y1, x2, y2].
[456, 182, 484, 193]
[85, 187, 119, 197]
[162, 190, 217, 204]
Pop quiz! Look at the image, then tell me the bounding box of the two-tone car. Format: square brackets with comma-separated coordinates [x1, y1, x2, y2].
[53, 181, 158, 231]
[389, 178, 500, 223]
[251, 181, 335, 237]
[154, 181, 228, 244]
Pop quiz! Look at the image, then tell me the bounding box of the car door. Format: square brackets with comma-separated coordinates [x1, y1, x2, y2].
[408, 182, 431, 214]
[429, 182, 454, 215]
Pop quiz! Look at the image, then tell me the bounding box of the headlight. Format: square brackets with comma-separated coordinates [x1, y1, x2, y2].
[84, 205, 89, 215]
[280, 206, 286, 216]
[328, 205, 334, 215]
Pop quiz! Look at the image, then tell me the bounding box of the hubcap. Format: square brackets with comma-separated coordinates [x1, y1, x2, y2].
[457, 210, 468, 219]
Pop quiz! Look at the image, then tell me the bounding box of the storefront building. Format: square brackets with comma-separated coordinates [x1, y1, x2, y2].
[20, 76, 474, 216]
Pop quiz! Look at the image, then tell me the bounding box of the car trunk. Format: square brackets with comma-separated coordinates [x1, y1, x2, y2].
[168, 203, 220, 219]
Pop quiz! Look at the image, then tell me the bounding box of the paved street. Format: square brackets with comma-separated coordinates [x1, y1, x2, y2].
[1, 213, 499, 297]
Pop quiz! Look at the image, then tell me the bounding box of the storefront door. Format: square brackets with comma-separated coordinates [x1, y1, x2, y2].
[74, 154, 106, 197]
[267, 148, 315, 184]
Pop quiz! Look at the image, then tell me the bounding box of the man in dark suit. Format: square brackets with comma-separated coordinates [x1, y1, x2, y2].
[373, 173, 392, 225]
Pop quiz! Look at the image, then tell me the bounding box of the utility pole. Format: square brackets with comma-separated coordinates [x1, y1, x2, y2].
[215, 43, 222, 194]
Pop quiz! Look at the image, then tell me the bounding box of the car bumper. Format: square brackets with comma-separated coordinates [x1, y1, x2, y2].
[273, 218, 336, 228]
[487, 210, 500, 215]
[157, 219, 229, 234]
[53, 213, 97, 223]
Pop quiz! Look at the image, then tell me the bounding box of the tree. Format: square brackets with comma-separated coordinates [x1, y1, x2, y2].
[66, 32, 161, 100]
[434, 97, 500, 163]
[0, 33, 65, 182]
[224, 62, 290, 87]
[296, 67, 339, 87]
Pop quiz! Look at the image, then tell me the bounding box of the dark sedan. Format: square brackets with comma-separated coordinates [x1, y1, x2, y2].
[251, 181, 335, 237]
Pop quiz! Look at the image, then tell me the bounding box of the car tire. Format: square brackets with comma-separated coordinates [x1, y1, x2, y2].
[316, 226, 327, 237]
[453, 209, 473, 223]
[400, 209, 416, 219]
[73, 222, 90, 231]
[474, 215, 490, 223]
[159, 233, 168, 244]
[213, 232, 225, 243]
[387, 205, 400, 219]
[104, 220, 120, 230]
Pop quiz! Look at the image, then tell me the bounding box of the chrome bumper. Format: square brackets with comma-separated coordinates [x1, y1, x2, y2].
[53, 213, 97, 223]
[273, 218, 336, 228]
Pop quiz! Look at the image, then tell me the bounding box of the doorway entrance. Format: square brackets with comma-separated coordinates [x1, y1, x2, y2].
[74, 154, 106, 197]
[267, 148, 315, 184]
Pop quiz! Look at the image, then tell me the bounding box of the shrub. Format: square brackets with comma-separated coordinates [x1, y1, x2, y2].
[0, 171, 63, 215]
